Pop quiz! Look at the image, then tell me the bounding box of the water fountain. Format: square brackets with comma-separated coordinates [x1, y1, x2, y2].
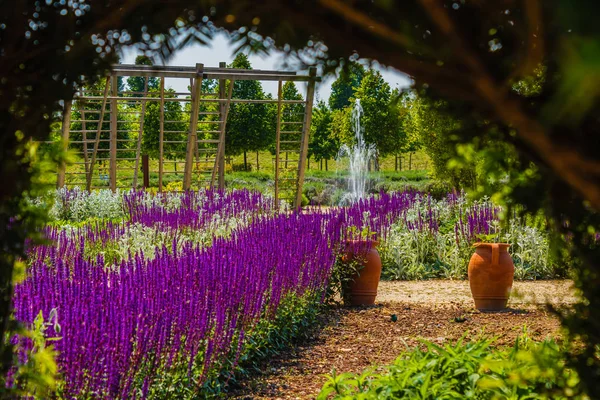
[338, 99, 377, 204]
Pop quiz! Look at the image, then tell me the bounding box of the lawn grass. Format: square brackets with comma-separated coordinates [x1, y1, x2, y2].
[56, 150, 435, 205]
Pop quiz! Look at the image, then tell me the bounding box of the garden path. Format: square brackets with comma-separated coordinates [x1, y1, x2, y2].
[231, 280, 576, 399]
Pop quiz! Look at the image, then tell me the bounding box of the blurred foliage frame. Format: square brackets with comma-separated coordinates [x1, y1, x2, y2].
[1, 0, 600, 396]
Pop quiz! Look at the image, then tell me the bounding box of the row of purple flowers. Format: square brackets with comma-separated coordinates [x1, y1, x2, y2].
[12, 190, 418, 398]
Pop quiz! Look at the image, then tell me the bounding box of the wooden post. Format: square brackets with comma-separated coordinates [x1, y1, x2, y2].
[211, 77, 234, 189]
[218, 61, 226, 190]
[132, 77, 149, 188]
[183, 63, 203, 190]
[81, 109, 89, 175]
[295, 67, 317, 209]
[109, 75, 118, 192]
[142, 155, 150, 188]
[274, 81, 283, 204]
[158, 77, 165, 192]
[57, 100, 72, 188]
[86, 77, 110, 191]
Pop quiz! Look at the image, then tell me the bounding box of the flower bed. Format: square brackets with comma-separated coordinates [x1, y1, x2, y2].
[379, 193, 564, 280]
[11, 189, 416, 397]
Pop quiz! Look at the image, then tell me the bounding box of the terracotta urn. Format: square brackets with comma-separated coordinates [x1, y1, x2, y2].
[468, 243, 514, 311]
[343, 239, 382, 306]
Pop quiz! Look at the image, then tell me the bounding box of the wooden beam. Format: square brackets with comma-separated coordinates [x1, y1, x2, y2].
[109, 75, 118, 192]
[274, 81, 283, 206]
[86, 77, 110, 191]
[75, 96, 306, 104]
[109, 69, 318, 82]
[295, 67, 317, 209]
[183, 63, 204, 191]
[142, 155, 150, 188]
[218, 61, 226, 190]
[212, 75, 234, 189]
[132, 77, 149, 189]
[57, 100, 72, 188]
[113, 63, 298, 75]
[158, 77, 165, 192]
[81, 109, 89, 175]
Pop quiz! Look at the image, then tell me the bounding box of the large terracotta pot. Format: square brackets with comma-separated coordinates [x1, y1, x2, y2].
[343, 240, 382, 306]
[468, 243, 514, 311]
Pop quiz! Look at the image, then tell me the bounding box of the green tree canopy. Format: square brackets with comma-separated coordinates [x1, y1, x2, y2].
[70, 79, 136, 164]
[142, 88, 186, 160]
[329, 106, 353, 148]
[225, 54, 273, 167]
[280, 81, 304, 152]
[309, 101, 338, 162]
[329, 61, 365, 110]
[352, 69, 405, 158]
[126, 56, 159, 96]
[403, 90, 476, 188]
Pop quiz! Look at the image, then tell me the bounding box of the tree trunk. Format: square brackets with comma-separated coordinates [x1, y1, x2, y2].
[374, 155, 380, 172]
[307, 157, 310, 170]
[409, 152, 413, 170]
[395, 154, 398, 171]
[325, 158, 328, 171]
[174, 161, 177, 173]
[256, 151, 259, 171]
[243, 151, 247, 171]
[285, 152, 289, 169]
[320, 159, 323, 170]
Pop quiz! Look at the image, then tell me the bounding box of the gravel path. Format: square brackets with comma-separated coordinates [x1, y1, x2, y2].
[231, 280, 577, 399]
[377, 279, 577, 305]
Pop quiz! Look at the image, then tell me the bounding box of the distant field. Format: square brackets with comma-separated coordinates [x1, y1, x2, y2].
[226, 150, 430, 173]
[58, 150, 432, 190]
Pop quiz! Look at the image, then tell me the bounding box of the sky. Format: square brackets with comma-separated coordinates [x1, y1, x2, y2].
[121, 32, 412, 102]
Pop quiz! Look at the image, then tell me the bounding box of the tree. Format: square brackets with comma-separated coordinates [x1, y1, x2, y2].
[329, 61, 365, 110]
[69, 79, 136, 174]
[403, 90, 476, 187]
[328, 70, 405, 170]
[2, 1, 600, 395]
[225, 54, 273, 170]
[352, 70, 405, 162]
[280, 81, 304, 169]
[142, 88, 186, 160]
[126, 56, 159, 96]
[329, 106, 353, 148]
[308, 101, 338, 170]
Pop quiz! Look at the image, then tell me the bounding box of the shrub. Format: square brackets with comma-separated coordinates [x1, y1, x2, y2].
[318, 335, 585, 399]
[47, 187, 125, 222]
[379, 194, 565, 280]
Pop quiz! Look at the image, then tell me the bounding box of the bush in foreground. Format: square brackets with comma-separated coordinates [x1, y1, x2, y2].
[319, 335, 585, 399]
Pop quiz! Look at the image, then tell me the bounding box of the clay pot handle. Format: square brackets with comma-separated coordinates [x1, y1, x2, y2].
[491, 243, 499, 265]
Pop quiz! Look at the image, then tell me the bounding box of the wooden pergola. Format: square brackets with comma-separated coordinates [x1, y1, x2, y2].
[56, 63, 319, 208]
